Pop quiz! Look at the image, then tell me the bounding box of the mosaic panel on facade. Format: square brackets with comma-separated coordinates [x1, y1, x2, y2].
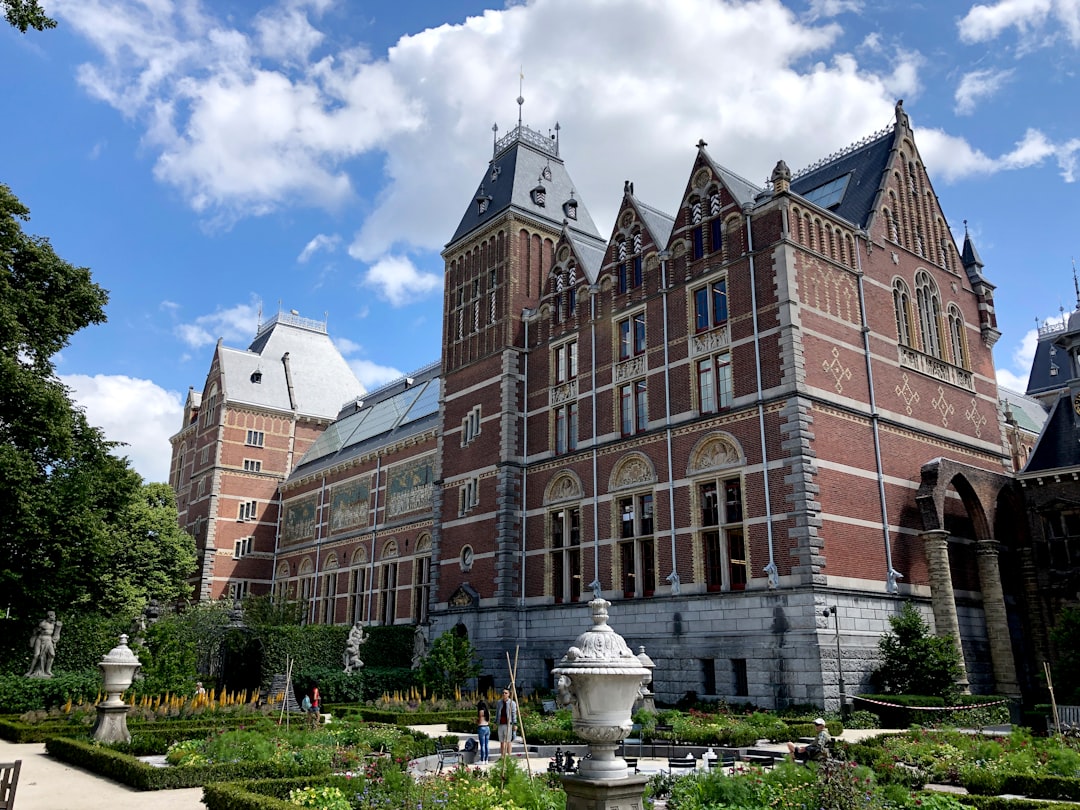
[281, 496, 317, 547]
[329, 479, 371, 534]
[386, 456, 435, 519]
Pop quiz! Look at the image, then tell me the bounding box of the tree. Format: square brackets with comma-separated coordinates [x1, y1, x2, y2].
[3, 0, 56, 32]
[871, 601, 963, 698]
[1050, 607, 1080, 704]
[0, 184, 194, 668]
[417, 630, 481, 697]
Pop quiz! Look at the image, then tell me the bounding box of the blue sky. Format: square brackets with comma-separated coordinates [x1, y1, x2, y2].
[3, 0, 1078, 483]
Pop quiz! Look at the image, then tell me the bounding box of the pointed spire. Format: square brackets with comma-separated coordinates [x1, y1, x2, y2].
[961, 220, 983, 271]
[517, 67, 524, 128]
[1073, 258, 1079, 310]
[492, 123, 498, 158]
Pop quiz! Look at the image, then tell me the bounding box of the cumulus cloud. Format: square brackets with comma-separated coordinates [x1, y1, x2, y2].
[361, 255, 441, 307]
[917, 126, 1080, 182]
[173, 300, 262, 349]
[298, 233, 340, 263]
[63, 373, 184, 483]
[804, 0, 863, 20]
[348, 358, 406, 390]
[954, 68, 1013, 115]
[958, 0, 1080, 49]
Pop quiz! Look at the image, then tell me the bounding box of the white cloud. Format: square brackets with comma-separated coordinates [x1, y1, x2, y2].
[954, 68, 1014, 115]
[173, 300, 262, 349]
[917, 126, 1080, 182]
[333, 336, 362, 355]
[63, 373, 184, 483]
[805, 0, 863, 20]
[298, 233, 340, 263]
[996, 367, 1030, 391]
[958, 0, 1080, 47]
[361, 255, 442, 307]
[348, 358, 405, 390]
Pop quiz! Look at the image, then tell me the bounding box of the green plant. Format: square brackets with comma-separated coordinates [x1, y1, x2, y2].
[288, 785, 350, 810]
[871, 603, 963, 699]
[416, 630, 481, 697]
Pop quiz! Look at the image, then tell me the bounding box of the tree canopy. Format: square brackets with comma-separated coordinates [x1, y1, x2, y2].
[3, 0, 55, 32]
[871, 601, 963, 698]
[0, 184, 195, 669]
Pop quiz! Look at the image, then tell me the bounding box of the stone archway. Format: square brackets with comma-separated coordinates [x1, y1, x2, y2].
[916, 459, 1020, 696]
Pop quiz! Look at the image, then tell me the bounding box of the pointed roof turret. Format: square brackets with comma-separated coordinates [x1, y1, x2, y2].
[961, 220, 984, 272]
[446, 117, 602, 250]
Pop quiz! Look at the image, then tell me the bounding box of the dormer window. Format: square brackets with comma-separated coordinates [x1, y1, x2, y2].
[532, 184, 547, 206]
[250, 370, 262, 384]
[476, 184, 492, 214]
[542, 165, 552, 181]
[490, 166, 501, 182]
[563, 197, 578, 220]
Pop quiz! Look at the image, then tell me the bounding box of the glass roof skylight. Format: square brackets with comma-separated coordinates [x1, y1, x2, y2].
[802, 174, 850, 209]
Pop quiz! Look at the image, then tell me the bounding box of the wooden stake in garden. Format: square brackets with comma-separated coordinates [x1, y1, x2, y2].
[280, 655, 294, 728]
[505, 647, 532, 774]
[1046, 661, 1061, 735]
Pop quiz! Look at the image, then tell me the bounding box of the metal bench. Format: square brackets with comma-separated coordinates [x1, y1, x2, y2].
[0, 760, 20, 810]
[436, 746, 463, 773]
[667, 756, 697, 775]
[707, 752, 739, 774]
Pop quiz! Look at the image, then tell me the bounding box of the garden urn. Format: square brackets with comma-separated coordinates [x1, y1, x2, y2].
[92, 634, 141, 743]
[551, 598, 650, 778]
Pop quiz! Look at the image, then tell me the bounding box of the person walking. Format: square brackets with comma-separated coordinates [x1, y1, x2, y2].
[476, 699, 491, 763]
[495, 687, 518, 759]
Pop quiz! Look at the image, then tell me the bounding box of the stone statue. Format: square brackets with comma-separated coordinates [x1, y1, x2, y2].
[344, 622, 366, 673]
[410, 624, 429, 669]
[26, 610, 62, 678]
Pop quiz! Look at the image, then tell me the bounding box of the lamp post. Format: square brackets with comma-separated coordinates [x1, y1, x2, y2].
[822, 606, 847, 719]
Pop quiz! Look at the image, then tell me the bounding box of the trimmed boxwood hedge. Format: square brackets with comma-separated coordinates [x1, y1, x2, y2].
[203, 776, 359, 810]
[955, 795, 1080, 810]
[340, 708, 474, 725]
[44, 736, 333, 790]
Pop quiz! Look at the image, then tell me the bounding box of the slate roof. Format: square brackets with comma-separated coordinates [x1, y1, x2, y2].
[220, 312, 363, 420]
[789, 129, 893, 228]
[701, 149, 762, 208]
[1023, 390, 1080, 474]
[566, 229, 608, 283]
[999, 386, 1049, 434]
[289, 361, 441, 479]
[448, 124, 604, 249]
[635, 198, 676, 252]
[1025, 317, 1072, 398]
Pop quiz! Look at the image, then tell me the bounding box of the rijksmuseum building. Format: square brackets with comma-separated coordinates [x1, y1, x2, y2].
[170, 100, 1080, 709]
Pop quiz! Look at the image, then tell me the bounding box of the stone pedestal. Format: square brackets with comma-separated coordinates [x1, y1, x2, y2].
[92, 703, 132, 743]
[561, 773, 650, 810]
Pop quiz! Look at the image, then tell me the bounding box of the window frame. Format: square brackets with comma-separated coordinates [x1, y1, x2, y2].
[550, 506, 582, 604]
[698, 476, 747, 592]
[693, 278, 728, 333]
[245, 430, 265, 448]
[697, 352, 733, 413]
[618, 492, 656, 598]
[618, 312, 647, 361]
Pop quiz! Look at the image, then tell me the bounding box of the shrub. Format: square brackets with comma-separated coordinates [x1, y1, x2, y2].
[0, 670, 102, 713]
[871, 602, 963, 699]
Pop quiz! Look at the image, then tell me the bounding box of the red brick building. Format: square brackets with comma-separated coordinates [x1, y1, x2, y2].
[175, 102, 1042, 707]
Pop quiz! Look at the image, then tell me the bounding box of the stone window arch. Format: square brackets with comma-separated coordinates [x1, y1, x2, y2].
[545, 472, 583, 604]
[893, 278, 914, 347]
[610, 454, 658, 599]
[915, 270, 943, 358]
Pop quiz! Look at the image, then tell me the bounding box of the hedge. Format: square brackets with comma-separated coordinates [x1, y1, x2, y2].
[0, 671, 103, 713]
[855, 694, 1010, 728]
[203, 776, 359, 810]
[44, 736, 333, 790]
[343, 708, 474, 726]
[964, 773, 1080, 801]
[955, 795, 1080, 810]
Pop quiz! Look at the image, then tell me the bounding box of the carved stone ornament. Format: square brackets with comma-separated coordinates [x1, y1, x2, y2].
[551, 599, 650, 778]
[690, 326, 729, 357]
[550, 380, 578, 406]
[689, 435, 742, 473]
[693, 168, 712, 190]
[614, 355, 645, 383]
[620, 210, 634, 229]
[611, 456, 656, 491]
[547, 473, 583, 504]
[448, 584, 479, 608]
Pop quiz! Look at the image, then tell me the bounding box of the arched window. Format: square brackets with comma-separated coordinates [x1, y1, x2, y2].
[947, 304, 968, 369]
[893, 279, 914, 347]
[915, 270, 942, 358]
[202, 383, 218, 428]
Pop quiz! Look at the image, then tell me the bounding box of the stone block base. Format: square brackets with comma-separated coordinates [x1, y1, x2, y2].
[561, 773, 650, 810]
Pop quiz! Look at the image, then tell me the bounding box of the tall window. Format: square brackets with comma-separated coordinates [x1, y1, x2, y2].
[321, 572, 336, 624]
[238, 499, 258, 522]
[893, 279, 913, 347]
[620, 380, 647, 436]
[697, 352, 732, 413]
[380, 562, 397, 625]
[618, 312, 646, 360]
[947, 304, 968, 369]
[555, 340, 578, 383]
[233, 537, 253, 559]
[694, 279, 728, 332]
[202, 384, 218, 428]
[459, 478, 478, 515]
[555, 402, 578, 454]
[462, 405, 481, 446]
[699, 477, 747, 591]
[413, 553, 431, 625]
[349, 563, 367, 625]
[915, 270, 942, 358]
[619, 493, 656, 597]
[551, 507, 581, 604]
